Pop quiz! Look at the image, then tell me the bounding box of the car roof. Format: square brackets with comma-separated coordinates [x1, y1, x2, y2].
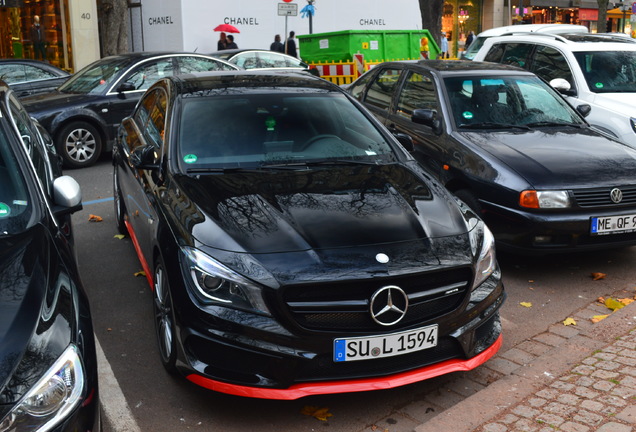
[484, 32, 636, 51]
[477, 23, 588, 37]
[371, 59, 533, 75]
[168, 70, 337, 95]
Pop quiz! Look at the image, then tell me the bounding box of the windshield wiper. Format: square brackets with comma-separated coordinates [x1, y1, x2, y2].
[525, 122, 583, 129]
[186, 167, 264, 174]
[459, 122, 531, 130]
[261, 159, 382, 169]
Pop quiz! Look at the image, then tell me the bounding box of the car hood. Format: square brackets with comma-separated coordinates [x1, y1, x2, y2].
[169, 164, 475, 284]
[458, 128, 636, 188]
[584, 92, 636, 116]
[0, 225, 72, 405]
[20, 90, 104, 114]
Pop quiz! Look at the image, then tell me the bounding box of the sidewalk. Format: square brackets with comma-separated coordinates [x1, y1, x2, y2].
[418, 297, 636, 432]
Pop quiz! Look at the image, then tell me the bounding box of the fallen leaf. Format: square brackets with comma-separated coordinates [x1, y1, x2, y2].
[605, 297, 626, 311]
[563, 317, 577, 326]
[88, 214, 103, 222]
[114, 234, 125, 240]
[519, 302, 532, 308]
[591, 272, 606, 281]
[134, 271, 146, 277]
[301, 406, 333, 421]
[592, 314, 609, 323]
[597, 296, 606, 303]
[618, 298, 634, 306]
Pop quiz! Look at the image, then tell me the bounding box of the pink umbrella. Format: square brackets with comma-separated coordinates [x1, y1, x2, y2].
[214, 24, 240, 33]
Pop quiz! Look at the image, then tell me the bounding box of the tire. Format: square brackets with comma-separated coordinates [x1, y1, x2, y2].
[153, 258, 178, 374]
[454, 189, 482, 215]
[57, 121, 103, 168]
[113, 167, 128, 235]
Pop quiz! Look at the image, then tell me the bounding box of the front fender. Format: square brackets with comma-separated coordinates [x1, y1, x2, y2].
[49, 107, 108, 138]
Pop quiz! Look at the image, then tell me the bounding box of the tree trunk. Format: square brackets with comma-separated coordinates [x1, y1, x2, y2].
[97, 0, 129, 56]
[419, 0, 444, 47]
[597, 0, 609, 33]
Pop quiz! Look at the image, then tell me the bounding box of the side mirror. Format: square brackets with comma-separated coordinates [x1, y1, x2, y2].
[549, 78, 576, 96]
[131, 144, 160, 170]
[117, 82, 136, 93]
[52, 175, 83, 216]
[576, 104, 592, 118]
[412, 109, 443, 135]
[393, 132, 415, 152]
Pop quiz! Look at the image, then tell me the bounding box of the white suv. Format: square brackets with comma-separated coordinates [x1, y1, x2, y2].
[472, 33, 636, 147]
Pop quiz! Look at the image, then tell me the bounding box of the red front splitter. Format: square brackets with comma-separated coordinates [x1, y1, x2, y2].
[186, 334, 503, 400]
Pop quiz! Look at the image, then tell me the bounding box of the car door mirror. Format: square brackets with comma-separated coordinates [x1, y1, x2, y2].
[131, 144, 160, 170]
[412, 109, 443, 135]
[52, 175, 83, 216]
[117, 82, 136, 93]
[576, 104, 592, 118]
[393, 132, 415, 152]
[549, 78, 576, 97]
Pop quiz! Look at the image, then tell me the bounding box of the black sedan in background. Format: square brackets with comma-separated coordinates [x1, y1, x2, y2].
[21, 52, 237, 168]
[348, 60, 636, 253]
[0, 82, 99, 431]
[113, 70, 504, 399]
[0, 59, 70, 98]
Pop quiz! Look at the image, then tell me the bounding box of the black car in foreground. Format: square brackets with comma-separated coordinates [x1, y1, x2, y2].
[0, 59, 70, 98]
[0, 82, 99, 430]
[21, 52, 238, 169]
[348, 60, 636, 253]
[113, 70, 504, 399]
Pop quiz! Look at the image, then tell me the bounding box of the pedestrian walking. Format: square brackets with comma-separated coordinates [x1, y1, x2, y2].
[30, 15, 46, 61]
[270, 34, 284, 53]
[286, 31, 298, 58]
[226, 34, 238, 49]
[440, 31, 449, 59]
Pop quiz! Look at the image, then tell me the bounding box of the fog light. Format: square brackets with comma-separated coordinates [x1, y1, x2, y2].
[533, 235, 552, 244]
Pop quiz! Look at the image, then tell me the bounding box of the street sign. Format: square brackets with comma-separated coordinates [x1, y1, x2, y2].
[278, 3, 298, 16]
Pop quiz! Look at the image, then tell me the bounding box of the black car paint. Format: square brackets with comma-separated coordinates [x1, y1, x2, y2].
[0, 59, 70, 98]
[0, 84, 99, 431]
[350, 60, 636, 253]
[113, 71, 504, 398]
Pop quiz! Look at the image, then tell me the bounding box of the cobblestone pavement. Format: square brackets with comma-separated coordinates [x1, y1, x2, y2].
[417, 297, 636, 432]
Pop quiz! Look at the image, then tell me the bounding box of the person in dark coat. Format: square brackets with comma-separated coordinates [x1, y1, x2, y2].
[286, 31, 297, 58]
[270, 34, 284, 53]
[30, 15, 46, 61]
[226, 35, 238, 49]
[217, 32, 227, 50]
[465, 31, 475, 49]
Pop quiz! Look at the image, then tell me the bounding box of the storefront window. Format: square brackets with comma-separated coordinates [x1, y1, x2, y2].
[0, 0, 72, 71]
[443, 0, 481, 57]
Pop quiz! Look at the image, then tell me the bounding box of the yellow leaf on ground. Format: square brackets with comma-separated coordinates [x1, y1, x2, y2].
[114, 234, 125, 240]
[134, 271, 146, 277]
[592, 314, 610, 323]
[88, 214, 103, 222]
[519, 302, 532, 308]
[563, 317, 577, 326]
[301, 406, 333, 421]
[618, 298, 634, 306]
[605, 297, 626, 311]
[591, 272, 606, 280]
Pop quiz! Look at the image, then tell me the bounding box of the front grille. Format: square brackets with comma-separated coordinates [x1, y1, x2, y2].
[572, 185, 636, 208]
[282, 268, 473, 332]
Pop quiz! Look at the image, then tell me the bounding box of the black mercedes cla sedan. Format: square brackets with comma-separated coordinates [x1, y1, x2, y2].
[0, 82, 99, 430]
[112, 70, 505, 399]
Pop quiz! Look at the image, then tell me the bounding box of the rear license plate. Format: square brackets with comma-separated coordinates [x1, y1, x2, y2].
[333, 325, 438, 362]
[591, 214, 636, 235]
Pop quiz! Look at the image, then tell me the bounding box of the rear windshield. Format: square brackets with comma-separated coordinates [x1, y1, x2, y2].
[176, 92, 397, 170]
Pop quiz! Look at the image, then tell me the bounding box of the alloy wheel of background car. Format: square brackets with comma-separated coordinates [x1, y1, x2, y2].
[153, 260, 178, 373]
[57, 121, 102, 168]
[113, 169, 127, 235]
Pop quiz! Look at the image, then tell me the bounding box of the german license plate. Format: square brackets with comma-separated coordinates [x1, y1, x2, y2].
[591, 214, 636, 235]
[333, 325, 438, 362]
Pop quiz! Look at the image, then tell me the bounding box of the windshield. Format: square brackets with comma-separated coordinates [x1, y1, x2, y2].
[177, 92, 397, 171]
[0, 125, 33, 236]
[444, 75, 585, 128]
[574, 51, 636, 93]
[58, 57, 131, 95]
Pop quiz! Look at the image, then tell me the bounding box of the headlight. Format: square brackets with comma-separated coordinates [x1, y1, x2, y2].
[468, 219, 497, 288]
[0, 345, 85, 432]
[182, 247, 270, 315]
[519, 190, 571, 209]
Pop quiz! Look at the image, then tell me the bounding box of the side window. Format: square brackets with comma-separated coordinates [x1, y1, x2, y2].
[24, 65, 57, 81]
[499, 43, 533, 68]
[530, 46, 574, 88]
[143, 90, 167, 148]
[177, 56, 236, 73]
[133, 90, 157, 129]
[483, 44, 506, 63]
[0, 64, 27, 84]
[258, 52, 286, 68]
[366, 68, 401, 111]
[124, 59, 174, 91]
[396, 71, 438, 118]
[348, 72, 374, 101]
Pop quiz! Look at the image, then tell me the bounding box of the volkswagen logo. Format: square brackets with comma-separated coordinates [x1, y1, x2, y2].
[369, 286, 408, 326]
[610, 188, 623, 204]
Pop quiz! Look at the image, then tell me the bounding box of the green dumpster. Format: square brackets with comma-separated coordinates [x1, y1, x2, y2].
[297, 30, 441, 63]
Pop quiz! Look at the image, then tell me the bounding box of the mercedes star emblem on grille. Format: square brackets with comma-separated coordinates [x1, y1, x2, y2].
[369, 286, 409, 326]
[610, 188, 623, 204]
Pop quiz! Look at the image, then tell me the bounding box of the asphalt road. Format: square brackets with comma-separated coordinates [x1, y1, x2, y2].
[68, 157, 636, 432]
